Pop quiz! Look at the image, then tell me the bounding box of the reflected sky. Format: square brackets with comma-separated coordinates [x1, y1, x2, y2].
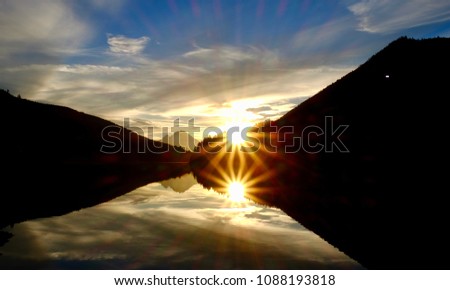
[0, 176, 361, 269]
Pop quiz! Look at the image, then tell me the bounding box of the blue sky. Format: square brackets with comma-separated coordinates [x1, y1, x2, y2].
[1, 0, 450, 138]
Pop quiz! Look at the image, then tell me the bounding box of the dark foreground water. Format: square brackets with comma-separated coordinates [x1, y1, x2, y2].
[0, 174, 361, 269]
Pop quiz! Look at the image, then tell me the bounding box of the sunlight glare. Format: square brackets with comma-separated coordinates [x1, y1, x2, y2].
[228, 181, 246, 202]
[220, 99, 261, 135]
[229, 130, 246, 145]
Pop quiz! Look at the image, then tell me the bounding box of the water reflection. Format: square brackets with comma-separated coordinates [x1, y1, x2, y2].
[0, 176, 361, 269]
[160, 173, 197, 193]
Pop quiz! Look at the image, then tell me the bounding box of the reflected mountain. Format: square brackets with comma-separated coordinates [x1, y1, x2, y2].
[160, 173, 198, 193]
[191, 37, 450, 269]
[0, 231, 13, 249]
[159, 132, 199, 192]
[0, 90, 191, 232]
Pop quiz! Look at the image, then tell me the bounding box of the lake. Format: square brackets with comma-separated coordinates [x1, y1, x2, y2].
[0, 174, 361, 269]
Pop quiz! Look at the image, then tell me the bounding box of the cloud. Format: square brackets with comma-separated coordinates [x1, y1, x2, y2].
[0, 44, 352, 139]
[90, 0, 124, 14]
[183, 45, 280, 69]
[0, 0, 89, 64]
[348, 0, 450, 33]
[107, 34, 150, 55]
[246, 106, 272, 113]
[0, 0, 91, 97]
[292, 17, 354, 52]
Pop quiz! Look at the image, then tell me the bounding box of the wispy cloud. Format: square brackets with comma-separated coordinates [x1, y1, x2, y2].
[107, 34, 150, 55]
[0, 0, 89, 64]
[246, 106, 272, 113]
[348, 0, 450, 33]
[1, 44, 351, 137]
[0, 2, 353, 134]
[90, 0, 125, 14]
[0, 0, 92, 98]
[183, 45, 280, 69]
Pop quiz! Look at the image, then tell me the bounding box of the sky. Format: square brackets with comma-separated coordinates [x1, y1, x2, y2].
[1, 0, 450, 138]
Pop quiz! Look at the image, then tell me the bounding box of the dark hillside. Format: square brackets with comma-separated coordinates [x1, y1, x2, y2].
[191, 37, 450, 268]
[273, 37, 450, 268]
[0, 90, 191, 229]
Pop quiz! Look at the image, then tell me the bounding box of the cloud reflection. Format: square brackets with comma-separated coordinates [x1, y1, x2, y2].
[0, 182, 362, 269]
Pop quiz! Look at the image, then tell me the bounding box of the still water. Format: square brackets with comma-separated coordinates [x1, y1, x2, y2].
[0, 174, 361, 269]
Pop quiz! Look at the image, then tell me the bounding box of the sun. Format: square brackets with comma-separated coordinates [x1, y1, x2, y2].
[228, 181, 246, 202]
[229, 131, 246, 146]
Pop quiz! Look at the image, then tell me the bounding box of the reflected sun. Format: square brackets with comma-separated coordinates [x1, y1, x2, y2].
[228, 181, 246, 202]
[229, 131, 246, 146]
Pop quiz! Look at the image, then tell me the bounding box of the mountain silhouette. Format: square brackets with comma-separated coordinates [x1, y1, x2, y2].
[159, 131, 199, 192]
[161, 131, 199, 152]
[191, 37, 450, 269]
[0, 90, 191, 231]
